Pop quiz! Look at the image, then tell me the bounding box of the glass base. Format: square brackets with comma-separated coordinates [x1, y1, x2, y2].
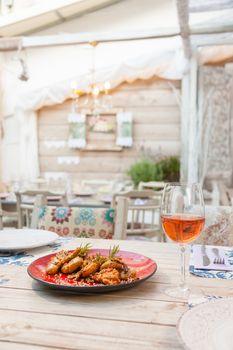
[164, 285, 204, 301]
[165, 286, 190, 300]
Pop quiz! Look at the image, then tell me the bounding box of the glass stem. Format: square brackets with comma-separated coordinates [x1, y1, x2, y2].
[180, 243, 188, 291]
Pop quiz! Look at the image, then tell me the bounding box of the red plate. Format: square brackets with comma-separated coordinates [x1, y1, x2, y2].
[27, 249, 157, 293]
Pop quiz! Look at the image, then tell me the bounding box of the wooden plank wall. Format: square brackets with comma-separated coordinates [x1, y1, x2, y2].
[38, 77, 181, 183]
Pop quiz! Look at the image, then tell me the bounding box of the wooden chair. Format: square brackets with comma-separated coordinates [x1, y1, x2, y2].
[80, 180, 115, 194]
[0, 206, 3, 230]
[111, 190, 164, 241]
[0, 197, 18, 229]
[30, 195, 128, 240]
[138, 181, 165, 205]
[0, 183, 18, 229]
[217, 180, 232, 206]
[138, 181, 166, 190]
[15, 190, 68, 229]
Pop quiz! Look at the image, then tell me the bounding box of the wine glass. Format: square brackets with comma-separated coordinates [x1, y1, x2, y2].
[160, 183, 205, 299]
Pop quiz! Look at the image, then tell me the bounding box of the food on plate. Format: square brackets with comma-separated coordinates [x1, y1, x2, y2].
[45, 244, 138, 285]
[61, 256, 84, 274]
[93, 268, 121, 285]
[46, 244, 90, 275]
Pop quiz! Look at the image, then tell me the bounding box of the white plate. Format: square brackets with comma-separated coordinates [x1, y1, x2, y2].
[177, 297, 233, 350]
[0, 229, 58, 251]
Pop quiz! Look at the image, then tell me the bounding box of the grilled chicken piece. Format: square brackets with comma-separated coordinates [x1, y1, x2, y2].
[61, 256, 83, 274]
[81, 261, 100, 277]
[100, 260, 124, 271]
[100, 246, 124, 271]
[46, 250, 70, 275]
[46, 244, 91, 275]
[120, 269, 137, 280]
[93, 268, 121, 285]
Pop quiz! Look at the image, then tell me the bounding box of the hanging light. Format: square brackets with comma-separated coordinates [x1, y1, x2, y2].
[18, 58, 29, 81]
[104, 81, 111, 92]
[14, 42, 29, 82]
[70, 80, 77, 90]
[92, 85, 100, 97]
[69, 42, 112, 112]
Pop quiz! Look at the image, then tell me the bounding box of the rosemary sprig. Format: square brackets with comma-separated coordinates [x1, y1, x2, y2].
[109, 245, 120, 259]
[79, 243, 92, 256]
[95, 252, 106, 263]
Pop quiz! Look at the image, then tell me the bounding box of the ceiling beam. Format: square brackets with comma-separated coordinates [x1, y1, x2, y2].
[190, 23, 233, 35]
[192, 32, 233, 47]
[176, 0, 191, 58]
[1, 30, 233, 53]
[0, 0, 123, 37]
[20, 0, 124, 37]
[0, 27, 180, 51]
[189, 0, 233, 13]
[0, 37, 21, 51]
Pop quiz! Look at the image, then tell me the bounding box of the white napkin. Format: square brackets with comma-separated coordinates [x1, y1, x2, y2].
[193, 245, 233, 271]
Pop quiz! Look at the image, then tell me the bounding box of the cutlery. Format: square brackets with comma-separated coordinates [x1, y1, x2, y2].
[0, 251, 14, 257]
[212, 247, 226, 265]
[213, 257, 225, 265]
[212, 247, 220, 258]
[0, 249, 23, 256]
[201, 245, 211, 266]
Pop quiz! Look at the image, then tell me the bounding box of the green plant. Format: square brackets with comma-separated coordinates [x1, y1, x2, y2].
[154, 156, 180, 182]
[127, 156, 180, 188]
[127, 159, 157, 188]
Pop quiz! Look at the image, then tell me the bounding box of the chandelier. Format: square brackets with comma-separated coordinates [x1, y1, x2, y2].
[70, 42, 112, 116]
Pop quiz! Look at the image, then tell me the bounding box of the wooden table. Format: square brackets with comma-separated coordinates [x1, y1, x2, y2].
[0, 238, 232, 350]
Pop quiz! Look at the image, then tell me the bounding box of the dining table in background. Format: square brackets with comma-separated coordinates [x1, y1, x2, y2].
[0, 238, 232, 349]
[0, 192, 110, 212]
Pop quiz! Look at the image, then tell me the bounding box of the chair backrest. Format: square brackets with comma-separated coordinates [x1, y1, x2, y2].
[0, 196, 18, 229]
[138, 181, 166, 190]
[195, 205, 233, 246]
[80, 180, 114, 194]
[111, 190, 163, 241]
[0, 201, 3, 230]
[15, 190, 68, 228]
[31, 195, 128, 240]
[138, 181, 165, 205]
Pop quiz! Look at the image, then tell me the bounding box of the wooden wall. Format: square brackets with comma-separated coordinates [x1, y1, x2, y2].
[38, 77, 181, 182]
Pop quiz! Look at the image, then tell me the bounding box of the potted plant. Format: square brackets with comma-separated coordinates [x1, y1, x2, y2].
[127, 156, 180, 188]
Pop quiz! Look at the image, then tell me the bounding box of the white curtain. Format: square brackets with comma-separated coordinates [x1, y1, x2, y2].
[17, 110, 39, 181]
